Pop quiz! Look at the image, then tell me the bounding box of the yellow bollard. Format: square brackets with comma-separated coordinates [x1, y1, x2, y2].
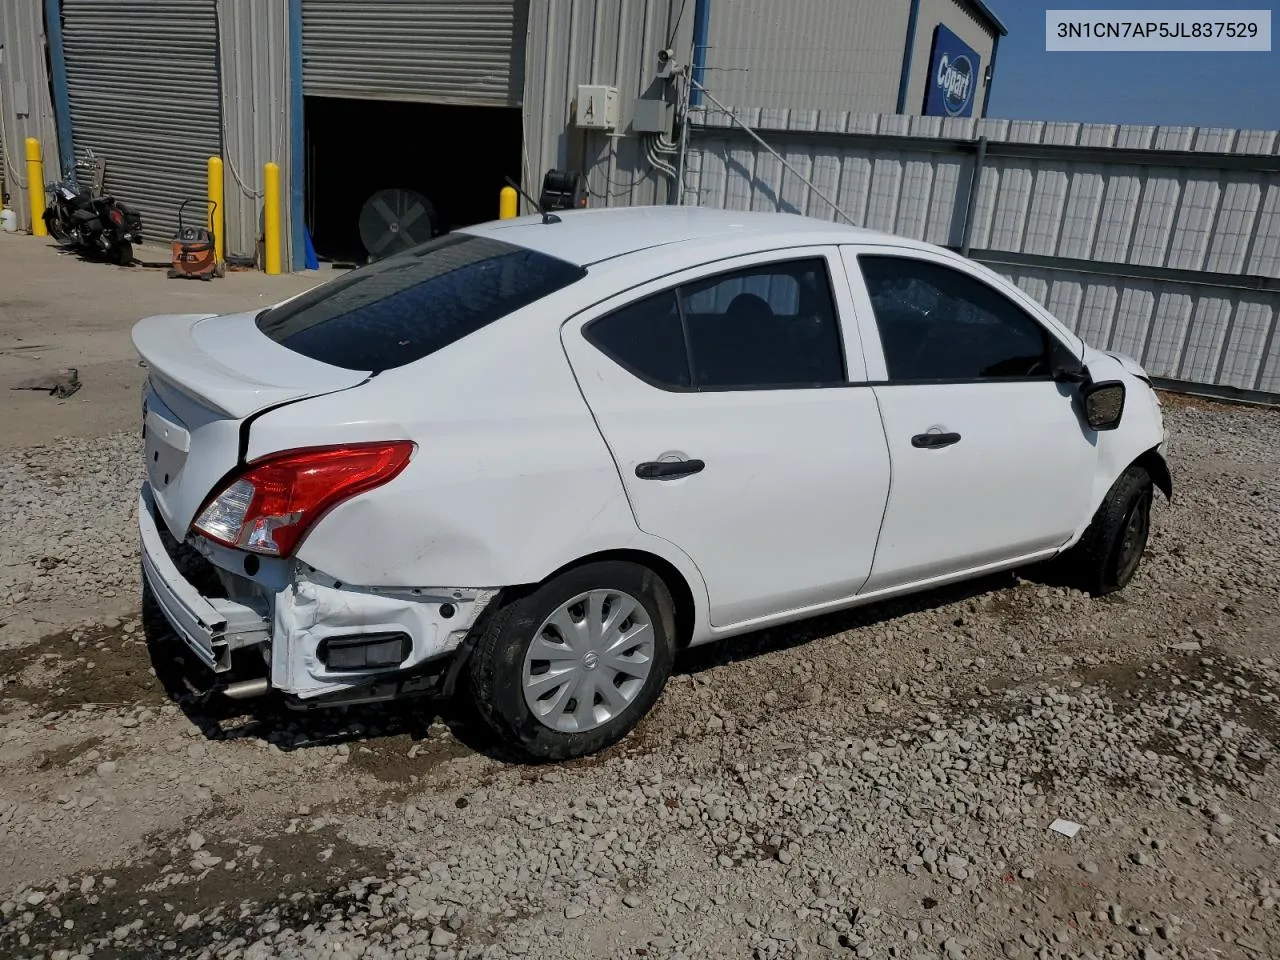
[499, 185, 518, 220]
[207, 156, 225, 266]
[263, 162, 281, 275]
[26, 138, 47, 237]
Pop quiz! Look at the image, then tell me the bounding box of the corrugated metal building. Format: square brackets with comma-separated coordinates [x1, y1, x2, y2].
[698, 0, 1004, 116]
[0, 0, 62, 231]
[0, 0, 1003, 266]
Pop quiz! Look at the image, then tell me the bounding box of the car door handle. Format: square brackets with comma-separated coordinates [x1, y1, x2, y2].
[636, 459, 705, 480]
[911, 432, 962, 449]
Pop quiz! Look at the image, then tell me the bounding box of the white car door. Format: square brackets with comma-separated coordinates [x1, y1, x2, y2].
[562, 249, 891, 628]
[841, 246, 1097, 593]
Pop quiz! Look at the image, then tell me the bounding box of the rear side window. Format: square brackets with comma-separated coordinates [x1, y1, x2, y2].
[585, 291, 692, 388]
[680, 259, 844, 388]
[256, 233, 586, 371]
[583, 257, 846, 391]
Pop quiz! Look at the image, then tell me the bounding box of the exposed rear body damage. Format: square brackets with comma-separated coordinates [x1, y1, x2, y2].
[135, 308, 499, 703]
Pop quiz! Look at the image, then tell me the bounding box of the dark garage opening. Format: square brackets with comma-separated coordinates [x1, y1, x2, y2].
[304, 97, 524, 263]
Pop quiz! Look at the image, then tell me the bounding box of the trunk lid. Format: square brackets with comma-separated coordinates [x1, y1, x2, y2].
[133, 311, 370, 539]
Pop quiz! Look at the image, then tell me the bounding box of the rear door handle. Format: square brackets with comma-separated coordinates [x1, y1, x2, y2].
[911, 432, 961, 449]
[636, 459, 705, 480]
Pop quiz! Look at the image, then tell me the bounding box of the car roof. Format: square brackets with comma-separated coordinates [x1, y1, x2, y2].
[459, 205, 902, 267]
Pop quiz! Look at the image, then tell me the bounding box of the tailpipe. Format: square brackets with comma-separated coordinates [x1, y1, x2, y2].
[222, 678, 270, 700]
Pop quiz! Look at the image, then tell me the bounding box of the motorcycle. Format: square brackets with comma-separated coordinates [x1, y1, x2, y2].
[43, 152, 143, 266]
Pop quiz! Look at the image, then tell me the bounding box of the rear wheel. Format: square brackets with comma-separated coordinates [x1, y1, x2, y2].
[1059, 466, 1154, 596]
[468, 561, 677, 761]
[115, 240, 134, 266]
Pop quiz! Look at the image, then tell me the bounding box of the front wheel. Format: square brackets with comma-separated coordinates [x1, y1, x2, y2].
[1060, 466, 1154, 596]
[467, 561, 677, 761]
[44, 210, 71, 244]
[114, 239, 134, 266]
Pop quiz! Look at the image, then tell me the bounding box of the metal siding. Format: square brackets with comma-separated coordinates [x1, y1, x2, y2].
[1221, 298, 1273, 389]
[701, 0, 908, 113]
[302, 0, 527, 107]
[683, 109, 1280, 399]
[61, 0, 220, 243]
[218, 0, 292, 262]
[0, 0, 62, 231]
[1250, 178, 1280, 277]
[520, 0, 686, 213]
[905, 0, 996, 117]
[1179, 295, 1233, 383]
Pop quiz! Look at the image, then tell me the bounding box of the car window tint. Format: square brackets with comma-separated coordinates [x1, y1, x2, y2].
[256, 233, 586, 372]
[681, 271, 800, 315]
[678, 258, 845, 388]
[858, 256, 1051, 382]
[584, 291, 691, 388]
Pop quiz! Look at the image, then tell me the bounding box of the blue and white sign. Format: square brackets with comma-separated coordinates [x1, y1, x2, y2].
[923, 24, 981, 118]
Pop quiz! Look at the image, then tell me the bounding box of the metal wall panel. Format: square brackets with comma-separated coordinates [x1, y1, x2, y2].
[0, 0, 62, 231]
[217, 0, 292, 262]
[521, 0, 690, 213]
[684, 109, 1280, 398]
[904, 0, 997, 116]
[302, 0, 527, 107]
[61, 0, 220, 243]
[701, 0, 908, 113]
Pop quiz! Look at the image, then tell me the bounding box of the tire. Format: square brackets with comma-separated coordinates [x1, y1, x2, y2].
[45, 210, 70, 245]
[1060, 466, 1154, 596]
[115, 240, 134, 266]
[468, 561, 677, 761]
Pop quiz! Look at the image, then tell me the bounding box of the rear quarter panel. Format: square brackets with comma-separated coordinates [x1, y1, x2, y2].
[245, 301, 708, 609]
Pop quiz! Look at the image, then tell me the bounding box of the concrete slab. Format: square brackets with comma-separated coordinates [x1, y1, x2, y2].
[0, 234, 326, 449]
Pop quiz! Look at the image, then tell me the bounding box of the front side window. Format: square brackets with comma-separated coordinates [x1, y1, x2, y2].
[257, 233, 586, 372]
[584, 257, 846, 390]
[858, 256, 1052, 382]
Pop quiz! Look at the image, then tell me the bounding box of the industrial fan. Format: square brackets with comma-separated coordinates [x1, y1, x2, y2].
[357, 187, 437, 261]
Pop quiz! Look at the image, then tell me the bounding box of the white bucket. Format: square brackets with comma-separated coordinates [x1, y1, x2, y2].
[0, 209, 17, 233]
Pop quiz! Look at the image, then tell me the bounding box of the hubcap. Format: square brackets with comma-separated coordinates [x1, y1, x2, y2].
[521, 589, 655, 733]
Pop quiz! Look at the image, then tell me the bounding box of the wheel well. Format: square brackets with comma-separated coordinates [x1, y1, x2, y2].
[544, 549, 698, 648]
[440, 549, 699, 699]
[1133, 446, 1173, 500]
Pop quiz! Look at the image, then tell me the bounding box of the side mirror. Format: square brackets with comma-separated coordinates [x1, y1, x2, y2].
[1081, 380, 1126, 431]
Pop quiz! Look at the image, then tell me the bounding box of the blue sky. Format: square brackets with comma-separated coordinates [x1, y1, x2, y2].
[983, 2, 1279, 129]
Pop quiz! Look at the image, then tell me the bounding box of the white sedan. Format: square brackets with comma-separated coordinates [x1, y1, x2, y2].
[134, 206, 1170, 760]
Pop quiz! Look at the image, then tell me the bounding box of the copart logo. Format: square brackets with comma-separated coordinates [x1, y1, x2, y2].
[935, 53, 974, 116]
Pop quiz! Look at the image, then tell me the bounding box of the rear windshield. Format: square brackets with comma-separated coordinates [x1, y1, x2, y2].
[255, 233, 586, 371]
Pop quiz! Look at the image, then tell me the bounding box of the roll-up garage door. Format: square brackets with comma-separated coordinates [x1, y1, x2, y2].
[302, 0, 525, 107]
[61, 0, 220, 242]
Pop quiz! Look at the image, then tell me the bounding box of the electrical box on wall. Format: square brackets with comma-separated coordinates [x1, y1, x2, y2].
[632, 99, 673, 135]
[575, 85, 619, 130]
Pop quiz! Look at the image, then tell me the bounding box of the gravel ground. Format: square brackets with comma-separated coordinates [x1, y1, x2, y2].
[1, 395, 1278, 960]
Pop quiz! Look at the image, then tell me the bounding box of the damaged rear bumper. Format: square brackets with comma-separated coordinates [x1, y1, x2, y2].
[138, 482, 497, 703]
[139, 485, 269, 672]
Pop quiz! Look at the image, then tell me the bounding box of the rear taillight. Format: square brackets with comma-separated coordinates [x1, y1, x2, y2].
[109, 208, 124, 226]
[192, 441, 415, 557]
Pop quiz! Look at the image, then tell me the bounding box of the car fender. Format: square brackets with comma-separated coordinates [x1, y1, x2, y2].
[1068, 351, 1170, 544]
